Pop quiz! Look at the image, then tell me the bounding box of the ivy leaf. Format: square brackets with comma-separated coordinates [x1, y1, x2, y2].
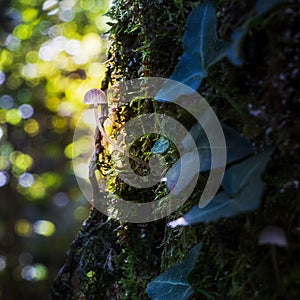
[168, 179, 263, 227]
[182, 122, 253, 172]
[172, 0, 228, 80]
[256, 0, 287, 16]
[227, 0, 287, 66]
[226, 26, 248, 67]
[155, 0, 288, 101]
[146, 243, 202, 300]
[221, 124, 254, 167]
[166, 151, 199, 194]
[152, 137, 170, 154]
[166, 123, 253, 191]
[222, 147, 274, 196]
[168, 149, 273, 227]
[155, 0, 229, 101]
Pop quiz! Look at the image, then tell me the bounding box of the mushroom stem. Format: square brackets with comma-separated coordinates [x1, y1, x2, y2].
[270, 245, 290, 300]
[93, 107, 149, 168]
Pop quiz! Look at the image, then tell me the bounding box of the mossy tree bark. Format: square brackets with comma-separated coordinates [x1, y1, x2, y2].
[51, 1, 300, 299]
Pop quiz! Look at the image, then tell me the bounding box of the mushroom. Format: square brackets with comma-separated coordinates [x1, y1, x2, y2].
[84, 88, 108, 123]
[83, 88, 148, 168]
[258, 225, 289, 299]
[258, 225, 288, 247]
[84, 88, 106, 105]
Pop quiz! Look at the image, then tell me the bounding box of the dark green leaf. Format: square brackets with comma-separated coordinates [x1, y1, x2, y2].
[168, 149, 273, 227]
[155, 0, 229, 101]
[146, 243, 202, 300]
[166, 123, 252, 193]
[166, 151, 199, 193]
[256, 0, 287, 16]
[222, 148, 274, 196]
[152, 137, 170, 154]
[168, 179, 263, 226]
[227, 0, 287, 66]
[156, 0, 288, 102]
[175, 122, 253, 175]
[222, 124, 254, 166]
[226, 26, 248, 67]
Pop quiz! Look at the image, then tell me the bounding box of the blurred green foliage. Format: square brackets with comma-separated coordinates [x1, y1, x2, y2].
[0, 0, 110, 299]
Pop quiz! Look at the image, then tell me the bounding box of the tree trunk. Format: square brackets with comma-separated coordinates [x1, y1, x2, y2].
[51, 0, 300, 299]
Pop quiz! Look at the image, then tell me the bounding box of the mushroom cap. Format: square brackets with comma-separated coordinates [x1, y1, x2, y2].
[84, 88, 106, 105]
[258, 225, 288, 247]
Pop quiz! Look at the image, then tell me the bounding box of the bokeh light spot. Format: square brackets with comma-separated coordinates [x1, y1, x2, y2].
[19, 172, 34, 187]
[60, 22, 77, 38]
[5, 34, 21, 51]
[51, 115, 67, 133]
[13, 24, 32, 40]
[18, 252, 33, 267]
[58, 101, 74, 117]
[24, 119, 39, 136]
[0, 110, 6, 124]
[82, 33, 101, 56]
[95, 15, 111, 32]
[0, 71, 6, 85]
[39, 45, 57, 61]
[15, 219, 32, 237]
[79, 0, 95, 10]
[53, 192, 69, 207]
[22, 8, 38, 23]
[65, 39, 80, 55]
[87, 62, 106, 78]
[45, 96, 60, 112]
[0, 143, 14, 157]
[19, 0, 38, 6]
[38, 20, 52, 35]
[33, 264, 47, 280]
[53, 52, 68, 69]
[6, 109, 22, 125]
[59, 8, 75, 22]
[0, 127, 3, 140]
[19, 104, 34, 119]
[48, 24, 62, 37]
[43, 0, 58, 11]
[64, 143, 73, 159]
[21, 266, 35, 281]
[6, 74, 23, 90]
[0, 256, 7, 272]
[0, 157, 10, 170]
[21, 264, 47, 281]
[41, 172, 62, 189]
[33, 220, 55, 236]
[48, 8, 59, 16]
[0, 171, 9, 187]
[22, 64, 38, 79]
[0, 95, 14, 109]
[25, 177, 46, 200]
[0, 49, 14, 67]
[74, 206, 89, 221]
[25, 51, 39, 64]
[17, 88, 32, 103]
[14, 153, 33, 172]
